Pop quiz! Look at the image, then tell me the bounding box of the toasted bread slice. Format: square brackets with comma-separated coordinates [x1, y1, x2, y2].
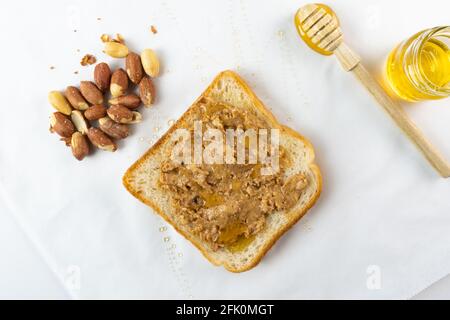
[123, 70, 322, 272]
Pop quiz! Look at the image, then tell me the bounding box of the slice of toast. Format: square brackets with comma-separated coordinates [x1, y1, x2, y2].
[123, 70, 322, 272]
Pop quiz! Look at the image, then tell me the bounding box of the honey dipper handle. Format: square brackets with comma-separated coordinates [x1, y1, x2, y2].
[335, 43, 450, 177]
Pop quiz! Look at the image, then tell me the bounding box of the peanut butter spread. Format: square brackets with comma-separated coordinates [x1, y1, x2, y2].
[159, 102, 307, 251]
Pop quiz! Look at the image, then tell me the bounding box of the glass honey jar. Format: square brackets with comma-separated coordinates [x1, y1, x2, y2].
[385, 26, 450, 101]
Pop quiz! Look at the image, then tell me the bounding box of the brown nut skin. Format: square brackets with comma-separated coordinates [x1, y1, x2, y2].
[80, 81, 104, 105]
[139, 76, 155, 107]
[65, 86, 89, 111]
[108, 94, 141, 109]
[125, 52, 144, 84]
[107, 104, 134, 123]
[87, 127, 117, 152]
[94, 62, 111, 92]
[71, 132, 89, 161]
[50, 112, 76, 138]
[99, 117, 130, 139]
[110, 68, 128, 97]
[84, 104, 107, 121]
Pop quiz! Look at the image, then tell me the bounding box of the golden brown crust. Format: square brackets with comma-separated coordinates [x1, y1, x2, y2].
[123, 70, 322, 272]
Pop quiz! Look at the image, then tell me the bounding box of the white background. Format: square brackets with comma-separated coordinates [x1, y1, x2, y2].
[0, 0, 450, 299]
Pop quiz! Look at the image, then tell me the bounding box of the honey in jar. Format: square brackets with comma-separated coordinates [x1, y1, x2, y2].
[385, 26, 450, 101]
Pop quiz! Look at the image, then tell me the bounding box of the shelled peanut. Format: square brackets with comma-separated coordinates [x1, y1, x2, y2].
[48, 41, 161, 161]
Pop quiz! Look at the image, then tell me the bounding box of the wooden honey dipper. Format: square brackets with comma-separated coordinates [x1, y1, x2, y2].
[295, 3, 450, 178]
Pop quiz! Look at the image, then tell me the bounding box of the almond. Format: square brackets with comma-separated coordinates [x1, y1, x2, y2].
[50, 112, 75, 138]
[71, 132, 89, 160]
[139, 76, 155, 107]
[87, 127, 117, 152]
[84, 104, 107, 121]
[107, 104, 134, 123]
[99, 117, 130, 139]
[108, 94, 141, 109]
[48, 91, 72, 115]
[110, 68, 128, 97]
[65, 86, 89, 111]
[94, 62, 111, 92]
[141, 49, 160, 77]
[80, 81, 104, 105]
[125, 52, 144, 84]
[71, 110, 89, 134]
[104, 41, 129, 58]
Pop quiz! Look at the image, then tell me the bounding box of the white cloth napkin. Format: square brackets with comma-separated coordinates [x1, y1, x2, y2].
[1, 0, 449, 299]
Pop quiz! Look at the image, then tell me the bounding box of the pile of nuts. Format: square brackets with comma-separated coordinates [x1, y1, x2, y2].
[48, 43, 160, 161]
